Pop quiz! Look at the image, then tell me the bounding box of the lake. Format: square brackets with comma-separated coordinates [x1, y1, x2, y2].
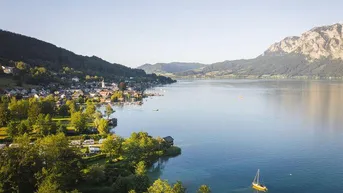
[111, 80, 343, 193]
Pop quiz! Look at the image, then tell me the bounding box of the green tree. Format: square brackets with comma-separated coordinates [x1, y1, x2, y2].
[85, 164, 105, 185]
[58, 104, 70, 117]
[105, 104, 114, 119]
[56, 120, 67, 134]
[197, 185, 211, 193]
[93, 110, 103, 120]
[0, 102, 10, 127]
[134, 161, 150, 193]
[135, 161, 147, 176]
[33, 114, 56, 136]
[172, 181, 186, 193]
[102, 135, 124, 159]
[28, 67, 50, 84]
[8, 98, 29, 120]
[7, 121, 19, 138]
[110, 93, 118, 102]
[97, 118, 109, 134]
[6, 120, 28, 138]
[70, 111, 87, 133]
[123, 132, 158, 165]
[1, 96, 10, 103]
[85, 101, 96, 118]
[147, 179, 173, 193]
[36, 171, 63, 193]
[134, 175, 150, 193]
[28, 98, 41, 125]
[0, 134, 42, 193]
[17, 119, 30, 134]
[66, 100, 79, 114]
[34, 114, 47, 136]
[110, 91, 123, 102]
[44, 114, 57, 134]
[15, 61, 28, 71]
[41, 95, 56, 115]
[112, 175, 135, 193]
[36, 133, 83, 190]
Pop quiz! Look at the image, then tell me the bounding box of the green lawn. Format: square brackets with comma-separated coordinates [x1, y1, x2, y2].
[52, 117, 71, 121]
[0, 127, 8, 139]
[67, 126, 76, 131]
[0, 127, 7, 134]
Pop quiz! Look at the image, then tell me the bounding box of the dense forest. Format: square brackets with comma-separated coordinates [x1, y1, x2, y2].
[0, 96, 210, 193]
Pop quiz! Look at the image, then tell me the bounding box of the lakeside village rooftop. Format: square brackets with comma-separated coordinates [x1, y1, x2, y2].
[0, 78, 151, 104]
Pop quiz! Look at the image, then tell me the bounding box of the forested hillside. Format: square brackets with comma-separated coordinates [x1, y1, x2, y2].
[0, 30, 175, 85]
[137, 62, 206, 74]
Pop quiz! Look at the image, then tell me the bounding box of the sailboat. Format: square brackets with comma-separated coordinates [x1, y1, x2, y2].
[252, 169, 268, 192]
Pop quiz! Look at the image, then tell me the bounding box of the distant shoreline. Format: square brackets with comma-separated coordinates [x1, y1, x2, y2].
[167, 75, 343, 81]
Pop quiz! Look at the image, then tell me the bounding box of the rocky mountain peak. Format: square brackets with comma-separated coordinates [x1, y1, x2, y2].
[264, 23, 343, 60]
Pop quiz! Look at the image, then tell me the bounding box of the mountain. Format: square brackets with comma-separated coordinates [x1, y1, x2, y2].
[0, 29, 175, 84]
[137, 62, 206, 74]
[176, 23, 343, 78]
[264, 23, 343, 60]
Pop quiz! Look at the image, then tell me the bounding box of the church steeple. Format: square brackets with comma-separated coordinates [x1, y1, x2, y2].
[101, 79, 105, 88]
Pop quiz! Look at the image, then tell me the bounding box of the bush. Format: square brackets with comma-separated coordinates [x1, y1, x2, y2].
[83, 154, 107, 163]
[67, 135, 85, 141]
[79, 186, 113, 193]
[85, 164, 105, 185]
[164, 146, 181, 157]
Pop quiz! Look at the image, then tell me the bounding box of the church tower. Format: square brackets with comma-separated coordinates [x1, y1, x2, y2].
[102, 79, 105, 88]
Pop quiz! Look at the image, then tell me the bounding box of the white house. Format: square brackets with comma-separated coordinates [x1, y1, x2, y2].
[9, 143, 19, 148]
[0, 144, 6, 149]
[98, 138, 105, 144]
[82, 139, 95, 145]
[2, 66, 14, 74]
[72, 77, 80, 82]
[89, 146, 100, 153]
[70, 140, 81, 146]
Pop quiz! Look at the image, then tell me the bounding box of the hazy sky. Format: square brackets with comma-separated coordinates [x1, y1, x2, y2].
[0, 0, 342, 67]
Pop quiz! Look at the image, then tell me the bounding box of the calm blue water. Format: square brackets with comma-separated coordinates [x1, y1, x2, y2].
[111, 80, 343, 193]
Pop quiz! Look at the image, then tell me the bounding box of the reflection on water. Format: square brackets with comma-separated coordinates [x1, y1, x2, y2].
[148, 156, 171, 181]
[113, 80, 343, 193]
[263, 81, 343, 132]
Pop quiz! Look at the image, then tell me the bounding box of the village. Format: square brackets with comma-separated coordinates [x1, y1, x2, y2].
[0, 62, 187, 193]
[0, 67, 164, 106]
[0, 73, 173, 159]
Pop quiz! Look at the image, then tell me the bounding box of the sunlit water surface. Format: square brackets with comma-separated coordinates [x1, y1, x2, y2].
[110, 80, 343, 193]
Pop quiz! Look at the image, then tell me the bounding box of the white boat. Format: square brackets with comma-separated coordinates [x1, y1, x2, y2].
[252, 169, 268, 192]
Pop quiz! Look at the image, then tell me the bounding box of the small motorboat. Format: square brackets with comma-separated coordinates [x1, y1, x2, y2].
[252, 169, 268, 192]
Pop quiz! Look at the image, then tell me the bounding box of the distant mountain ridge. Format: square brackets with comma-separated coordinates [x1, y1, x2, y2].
[137, 62, 206, 74]
[144, 23, 343, 79]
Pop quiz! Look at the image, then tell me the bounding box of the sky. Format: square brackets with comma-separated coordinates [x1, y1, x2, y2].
[0, 0, 342, 67]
